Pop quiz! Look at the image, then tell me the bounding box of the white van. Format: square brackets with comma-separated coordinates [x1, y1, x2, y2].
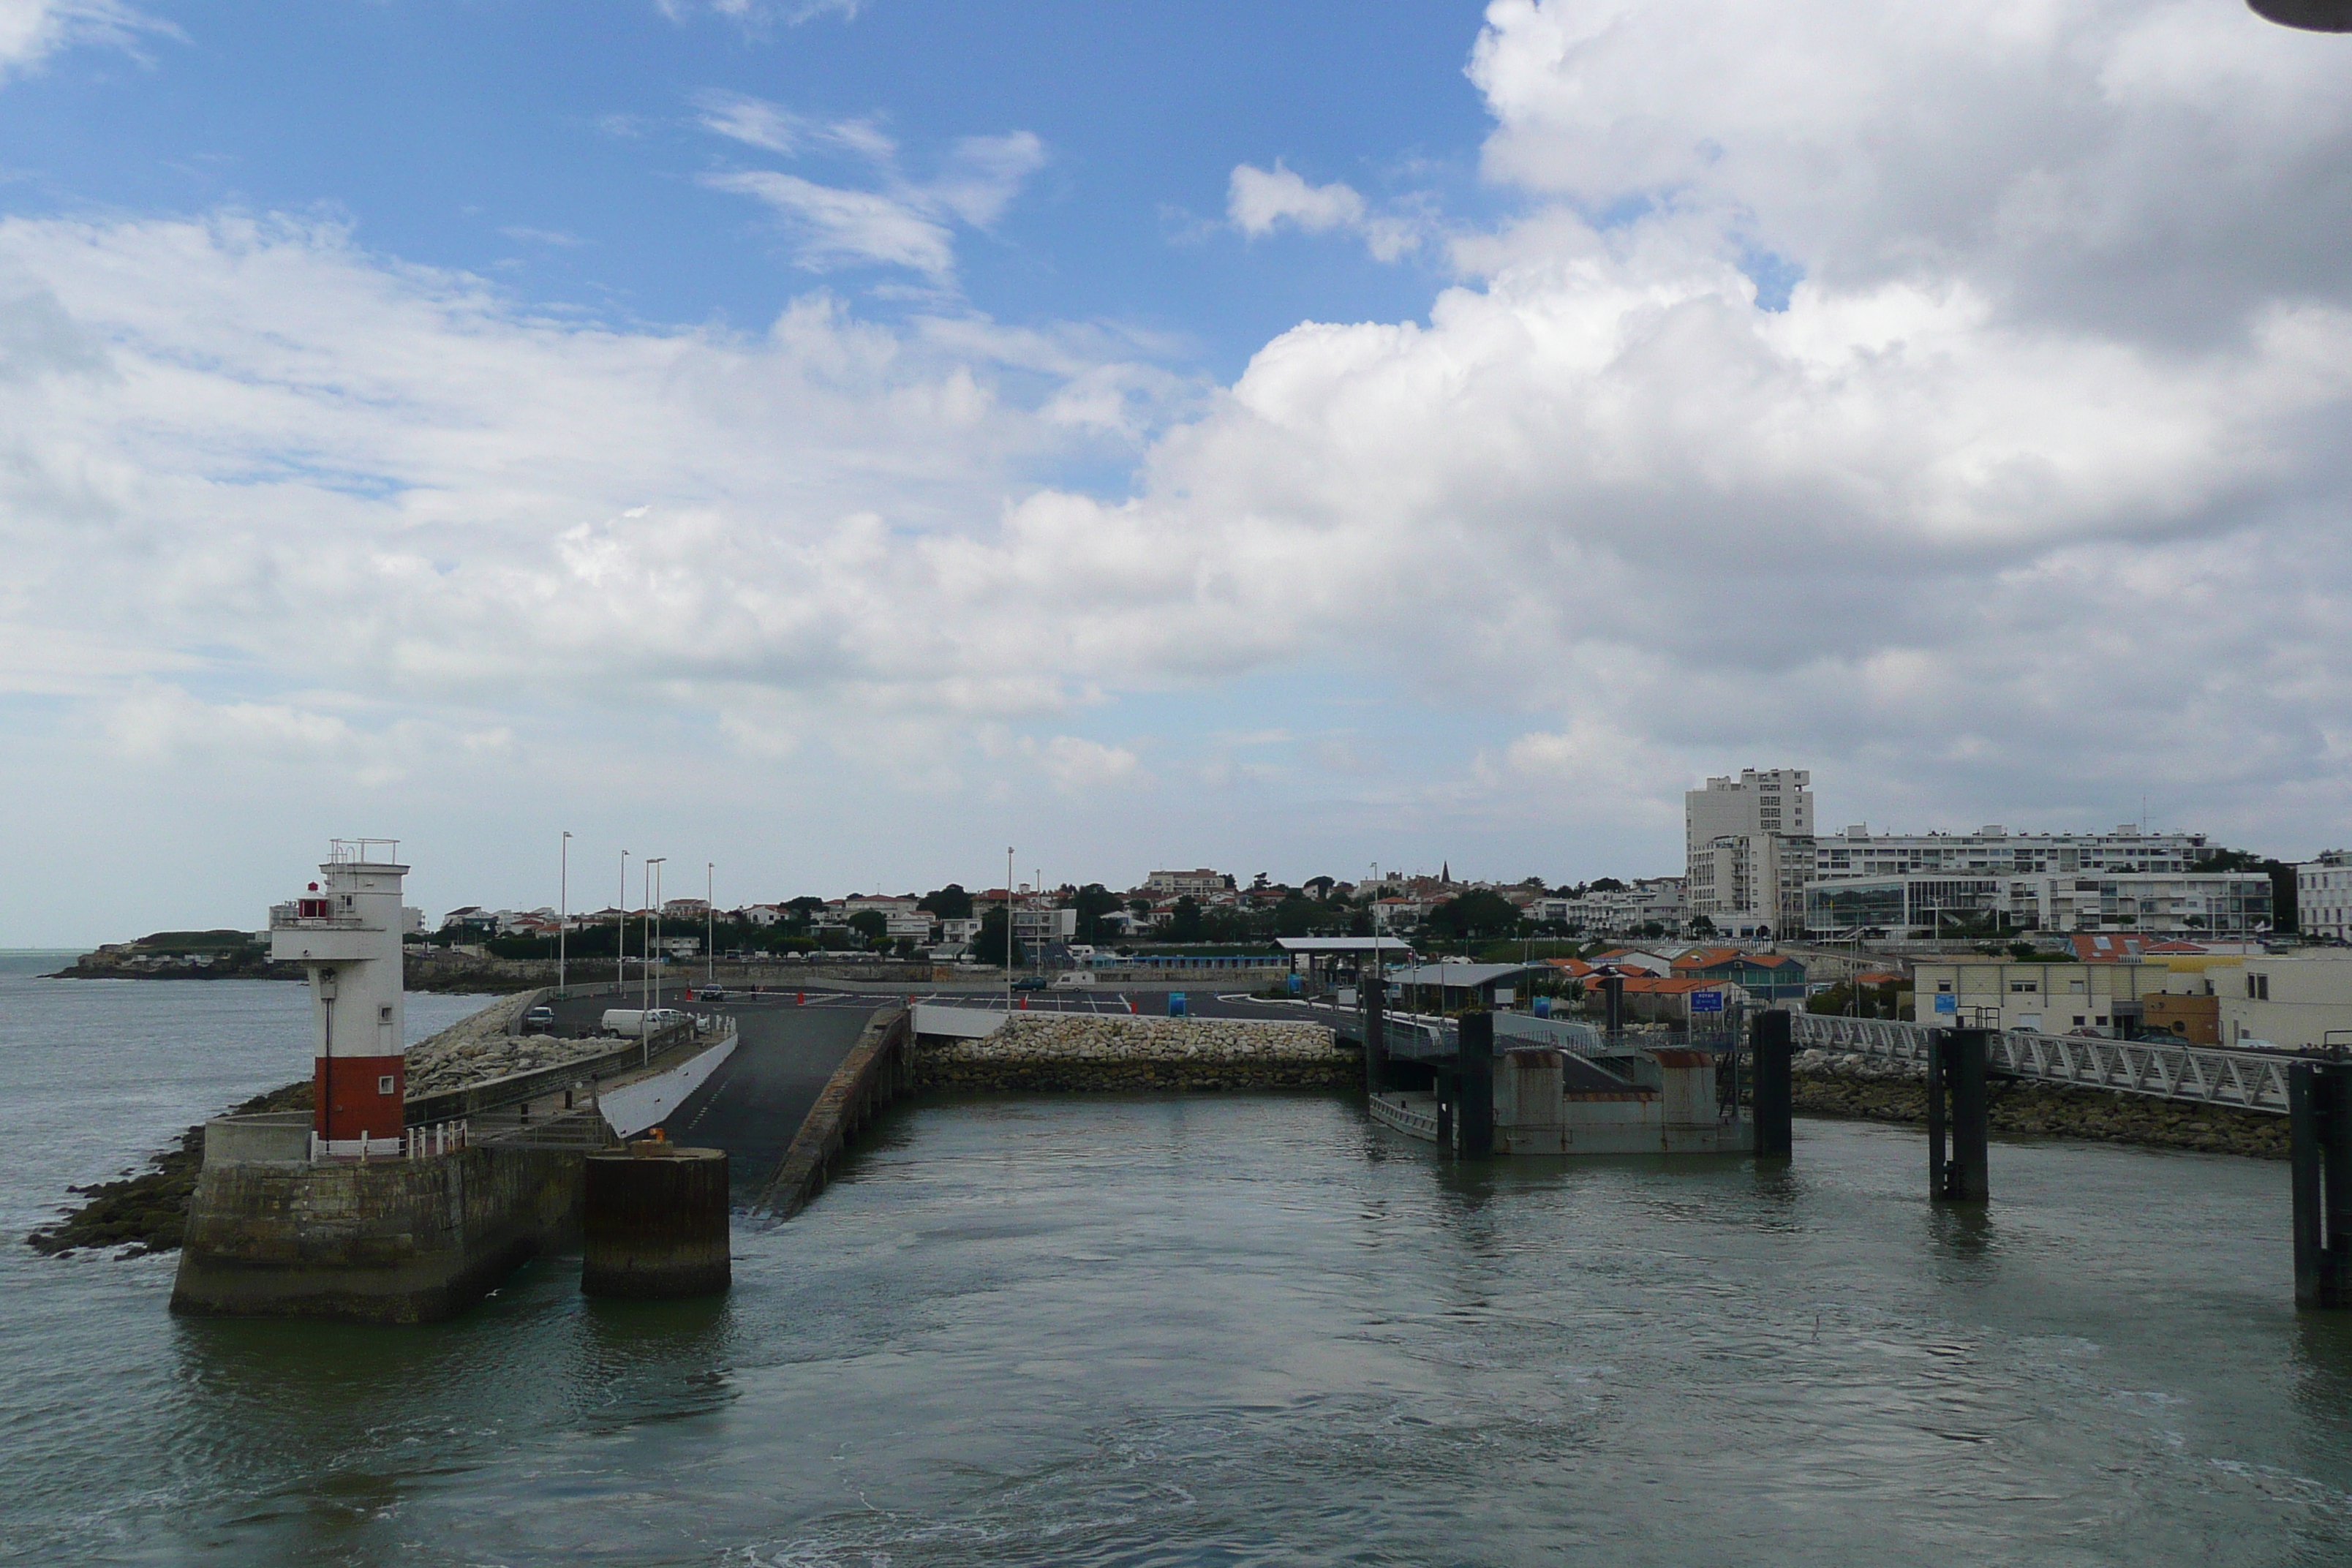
[601, 1007, 690, 1038]
[1051, 972, 1097, 990]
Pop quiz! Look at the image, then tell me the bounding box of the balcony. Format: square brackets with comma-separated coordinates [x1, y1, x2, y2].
[269, 902, 371, 932]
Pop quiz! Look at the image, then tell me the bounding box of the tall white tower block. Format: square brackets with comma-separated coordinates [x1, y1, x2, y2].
[269, 840, 409, 1147]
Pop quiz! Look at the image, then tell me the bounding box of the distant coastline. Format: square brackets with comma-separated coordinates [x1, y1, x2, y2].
[46, 934, 546, 995]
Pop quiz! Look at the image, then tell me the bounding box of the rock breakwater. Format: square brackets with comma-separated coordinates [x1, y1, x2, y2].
[919, 1016, 1350, 1093]
[401, 990, 617, 1096]
[1793, 1047, 2289, 1161]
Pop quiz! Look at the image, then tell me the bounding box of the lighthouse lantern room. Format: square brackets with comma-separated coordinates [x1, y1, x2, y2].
[269, 840, 409, 1151]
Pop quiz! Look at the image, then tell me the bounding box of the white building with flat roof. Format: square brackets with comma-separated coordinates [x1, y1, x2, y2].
[2299, 851, 2352, 943]
[1806, 870, 2272, 938]
[1685, 769, 1812, 937]
[1811, 825, 2207, 881]
[1143, 868, 1232, 897]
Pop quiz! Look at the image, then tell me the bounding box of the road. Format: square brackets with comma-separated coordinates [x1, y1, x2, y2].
[531, 981, 1346, 1194]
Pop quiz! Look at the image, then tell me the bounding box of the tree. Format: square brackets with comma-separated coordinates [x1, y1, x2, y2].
[847, 910, 889, 947]
[1274, 894, 1322, 938]
[1068, 883, 1123, 943]
[1425, 889, 1522, 941]
[1588, 877, 1627, 894]
[1688, 914, 1717, 938]
[973, 908, 1025, 968]
[1305, 875, 1336, 900]
[920, 883, 974, 921]
[1169, 896, 1205, 943]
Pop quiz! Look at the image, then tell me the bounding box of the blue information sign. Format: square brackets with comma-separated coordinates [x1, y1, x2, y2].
[1933, 992, 1958, 1014]
[1689, 990, 1724, 1013]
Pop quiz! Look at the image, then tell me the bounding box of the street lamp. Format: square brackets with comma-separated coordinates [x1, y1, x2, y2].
[706, 861, 715, 987]
[559, 830, 571, 997]
[645, 858, 666, 1013]
[619, 851, 630, 998]
[1006, 845, 1015, 1014]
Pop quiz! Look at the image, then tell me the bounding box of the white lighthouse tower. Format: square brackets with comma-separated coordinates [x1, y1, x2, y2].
[269, 840, 410, 1153]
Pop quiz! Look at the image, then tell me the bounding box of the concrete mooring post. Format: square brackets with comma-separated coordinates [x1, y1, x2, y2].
[1458, 1011, 1496, 1158]
[1752, 1009, 1793, 1158]
[1926, 1028, 1990, 1202]
[1364, 973, 1389, 1095]
[2291, 1059, 2352, 1308]
[581, 1145, 731, 1299]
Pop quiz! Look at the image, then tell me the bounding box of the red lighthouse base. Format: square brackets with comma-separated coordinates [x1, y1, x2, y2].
[315, 1055, 406, 1142]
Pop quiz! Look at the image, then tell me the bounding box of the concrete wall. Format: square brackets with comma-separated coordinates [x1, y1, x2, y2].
[170, 1139, 589, 1323]
[202, 1112, 311, 1165]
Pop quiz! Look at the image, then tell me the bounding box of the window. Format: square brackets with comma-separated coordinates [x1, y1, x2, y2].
[2095, 1015, 2109, 1026]
[2250, 974, 2270, 1001]
[1937, 981, 1953, 992]
[2010, 980, 2037, 994]
[379, 1005, 393, 1022]
[2073, 1016, 2087, 1025]
[377, 1074, 396, 1095]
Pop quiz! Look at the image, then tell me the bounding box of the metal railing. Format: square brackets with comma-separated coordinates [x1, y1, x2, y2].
[1793, 1014, 2294, 1114]
[309, 1120, 468, 1161]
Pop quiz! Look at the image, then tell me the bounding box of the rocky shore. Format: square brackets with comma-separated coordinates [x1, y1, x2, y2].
[28, 994, 619, 1259]
[26, 1080, 312, 1256]
[919, 1015, 1351, 1093]
[1793, 1047, 2290, 1160]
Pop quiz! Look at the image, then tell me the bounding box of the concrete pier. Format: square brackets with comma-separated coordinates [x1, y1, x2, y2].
[581, 1146, 731, 1299]
[170, 1129, 599, 1323]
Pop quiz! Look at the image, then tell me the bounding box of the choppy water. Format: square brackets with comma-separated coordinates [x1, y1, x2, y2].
[4, 952, 2351, 1566]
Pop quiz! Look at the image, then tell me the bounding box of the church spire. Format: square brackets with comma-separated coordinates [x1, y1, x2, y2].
[1441, 860, 1451, 883]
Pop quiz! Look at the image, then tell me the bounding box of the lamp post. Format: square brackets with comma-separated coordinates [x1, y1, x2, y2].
[647, 858, 666, 1013]
[619, 851, 629, 998]
[1006, 845, 1015, 1014]
[559, 830, 571, 997]
[706, 862, 715, 987]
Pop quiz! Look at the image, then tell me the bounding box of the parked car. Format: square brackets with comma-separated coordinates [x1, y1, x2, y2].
[1011, 975, 1049, 992]
[519, 1004, 557, 1034]
[698, 985, 729, 1001]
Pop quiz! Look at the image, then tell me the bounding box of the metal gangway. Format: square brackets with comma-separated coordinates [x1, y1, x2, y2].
[1793, 1014, 2295, 1115]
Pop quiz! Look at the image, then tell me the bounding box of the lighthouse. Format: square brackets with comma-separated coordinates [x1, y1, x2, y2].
[269, 840, 409, 1153]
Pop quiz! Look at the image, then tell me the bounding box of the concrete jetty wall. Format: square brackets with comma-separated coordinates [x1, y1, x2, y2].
[916, 1015, 1349, 1093]
[170, 1133, 596, 1323]
[766, 1008, 916, 1219]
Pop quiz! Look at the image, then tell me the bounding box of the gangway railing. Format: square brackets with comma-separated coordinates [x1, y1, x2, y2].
[1793, 1014, 2293, 1114]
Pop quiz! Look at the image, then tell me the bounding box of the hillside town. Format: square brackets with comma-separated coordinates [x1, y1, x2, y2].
[265, 765, 2340, 1052]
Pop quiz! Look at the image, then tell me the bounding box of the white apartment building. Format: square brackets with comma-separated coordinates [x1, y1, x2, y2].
[1012, 907, 1079, 946]
[1806, 870, 2272, 938]
[1685, 768, 1813, 936]
[1143, 869, 1233, 897]
[883, 910, 935, 942]
[2299, 851, 2352, 943]
[1536, 878, 1689, 936]
[1811, 825, 2207, 881]
[843, 894, 921, 916]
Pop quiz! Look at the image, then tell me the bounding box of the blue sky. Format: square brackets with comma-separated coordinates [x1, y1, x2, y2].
[0, 1, 1497, 380]
[2, 0, 2349, 940]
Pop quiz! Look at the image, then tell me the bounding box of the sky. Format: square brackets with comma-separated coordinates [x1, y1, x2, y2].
[2, 0, 2350, 942]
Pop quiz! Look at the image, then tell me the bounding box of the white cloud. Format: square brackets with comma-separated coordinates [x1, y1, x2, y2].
[0, 0, 169, 79]
[1227, 161, 1424, 261]
[701, 170, 958, 276]
[696, 96, 1042, 281]
[14, 0, 2352, 938]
